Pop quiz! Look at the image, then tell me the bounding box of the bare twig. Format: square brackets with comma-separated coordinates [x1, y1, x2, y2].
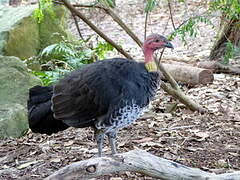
[60, 0, 133, 59]
[144, 12, 149, 40]
[167, 0, 176, 31]
[74, 3, 142, 48]
[71, 13, 84, 40]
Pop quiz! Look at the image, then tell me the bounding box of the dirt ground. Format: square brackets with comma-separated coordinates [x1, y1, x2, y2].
[0, 0, 240, 179]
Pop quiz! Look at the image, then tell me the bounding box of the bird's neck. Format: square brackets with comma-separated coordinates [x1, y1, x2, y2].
[143, 46, 153, 64]
[143, 48, 156, 72]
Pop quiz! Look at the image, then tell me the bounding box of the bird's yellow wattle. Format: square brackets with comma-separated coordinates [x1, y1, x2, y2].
[145, 61, 157, 72]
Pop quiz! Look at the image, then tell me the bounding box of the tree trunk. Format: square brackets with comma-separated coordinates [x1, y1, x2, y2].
[210, 18, 240, 62]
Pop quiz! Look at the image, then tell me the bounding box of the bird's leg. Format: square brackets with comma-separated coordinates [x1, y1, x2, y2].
[94, 129, 104, 157]
[107, 131, 117, 155]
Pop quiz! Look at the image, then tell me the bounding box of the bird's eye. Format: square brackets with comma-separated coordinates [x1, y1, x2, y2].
[155, 39, 160, 42]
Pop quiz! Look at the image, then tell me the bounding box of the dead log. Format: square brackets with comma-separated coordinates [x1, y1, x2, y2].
[197, 61, 240, 74]
[162, 63, 214, 85]
[45, 149, 240, 180]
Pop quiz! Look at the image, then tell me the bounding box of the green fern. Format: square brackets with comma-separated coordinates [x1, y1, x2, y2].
[40, 42, 78, 59]
[33, 39, 113, 85]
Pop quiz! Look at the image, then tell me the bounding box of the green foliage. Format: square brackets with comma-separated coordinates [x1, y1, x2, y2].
[169, 16, 213, 44]
[40, 41, 82, 60]
[145, 0, 158, 13]
[144, 0, 213, 44]
[94, 41, 114, 59]
[33, 69, 69, 85]
[97, 0, 116, 8]
[222, 41, 240, 64]
[210, 0, 240, 20]
[33, 0, 55, 23]
[33, 8, 44, 23]
[32, 39, 114, 86]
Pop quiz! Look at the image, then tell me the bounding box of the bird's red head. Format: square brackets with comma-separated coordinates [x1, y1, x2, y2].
[143, 34, 173, 63]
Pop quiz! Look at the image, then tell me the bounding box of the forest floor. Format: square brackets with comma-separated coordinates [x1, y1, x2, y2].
[0, 0, 240, 179]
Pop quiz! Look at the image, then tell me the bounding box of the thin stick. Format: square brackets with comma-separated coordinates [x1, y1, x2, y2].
[144, 12, 149, 40]
[60, 0, 133, 59]
[74, 4, 143, 48]
[71, 13, 84, 40]
[167, 0, 176, 30]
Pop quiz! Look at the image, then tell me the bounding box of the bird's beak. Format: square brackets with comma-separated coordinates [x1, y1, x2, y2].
[164, 41, 174, 49]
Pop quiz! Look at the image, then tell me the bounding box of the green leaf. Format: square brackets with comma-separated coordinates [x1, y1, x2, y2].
[98, 0, 116, 8]
[145, 0, 157, 13]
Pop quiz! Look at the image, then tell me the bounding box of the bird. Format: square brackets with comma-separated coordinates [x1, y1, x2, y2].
[28, 34, 173, 157]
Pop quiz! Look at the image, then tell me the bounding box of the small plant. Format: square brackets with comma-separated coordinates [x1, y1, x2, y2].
[169, 16, 213, 44]
[144, 0, 213, 44]
[32, 38, 114, 86]
[222, 41, 240, 65]
[33, 0, 55, 23]
[209, 0, 240, 20]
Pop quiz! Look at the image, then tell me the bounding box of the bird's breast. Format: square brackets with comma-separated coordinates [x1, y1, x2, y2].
[95, 102, 145, 132]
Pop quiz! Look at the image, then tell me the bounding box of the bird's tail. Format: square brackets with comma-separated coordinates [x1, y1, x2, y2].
[28, 85, 69, 135]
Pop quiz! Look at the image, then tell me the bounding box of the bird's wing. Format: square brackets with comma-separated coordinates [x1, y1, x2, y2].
[51, 60, 123, 128]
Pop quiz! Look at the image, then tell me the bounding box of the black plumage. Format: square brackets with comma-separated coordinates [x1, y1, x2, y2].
[28, 34, 173, 156]
[28, 86, 69, 135]
[52, 58, 159, 128]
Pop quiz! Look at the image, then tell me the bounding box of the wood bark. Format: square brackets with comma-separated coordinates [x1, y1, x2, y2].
[155, 58, 206, 113]
[197, 61, 240, 74]
[45, 149, 240, 180]
[162, 63, 214, 85]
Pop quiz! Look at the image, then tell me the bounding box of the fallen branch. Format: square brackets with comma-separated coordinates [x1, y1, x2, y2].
[197, 61, 240, 74]
[45, 149, 240, 180]
[155, 56, 206, 113]
[162, 63, 214, 85]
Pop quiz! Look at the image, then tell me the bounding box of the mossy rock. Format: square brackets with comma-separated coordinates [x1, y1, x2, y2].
[0, 5, 72, 59]
[0, 103, 28, 138]
[39, 5, 73, 49]
[0, 55, 41, 137]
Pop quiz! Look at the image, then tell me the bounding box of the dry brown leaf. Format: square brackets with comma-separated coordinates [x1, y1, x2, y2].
[140, 142, 163, 147]
[17, 160, 40, 169]
[132, 137, 154, 143]
[163, 152, 178, 160]
[110, 177, 123, 180]
[194, 131, 210, 139]
[64, 140, 74, 147]
[50, 158, 61, 163]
